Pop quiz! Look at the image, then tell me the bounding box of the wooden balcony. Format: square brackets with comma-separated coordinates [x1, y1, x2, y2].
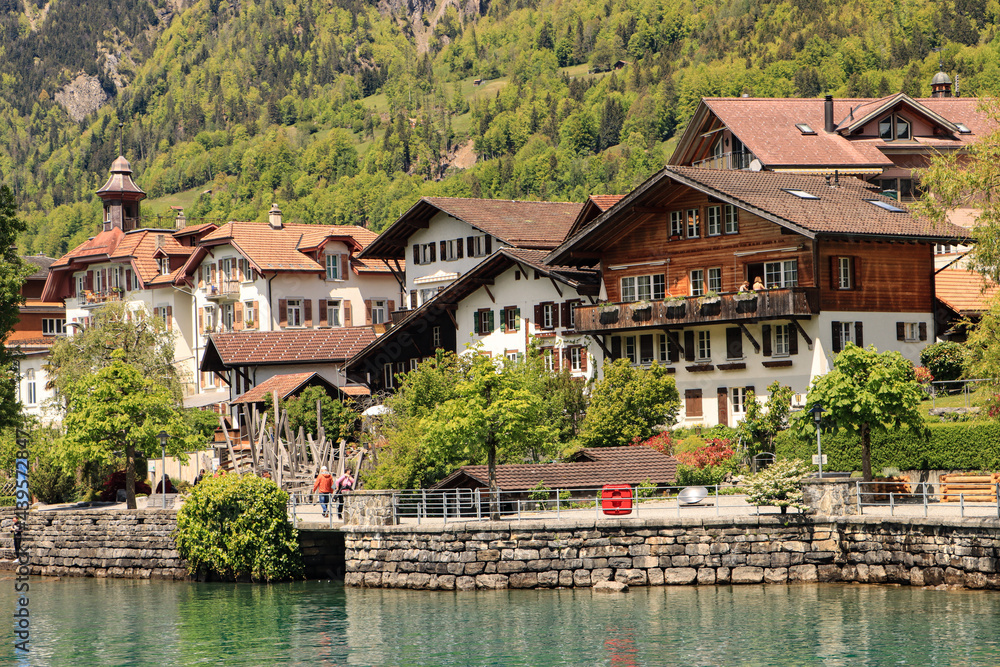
[206, 280, 242, 301]
[574, 288, 819, 333]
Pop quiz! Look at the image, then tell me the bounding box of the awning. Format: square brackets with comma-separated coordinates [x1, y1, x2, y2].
[183, 391, 229, 408]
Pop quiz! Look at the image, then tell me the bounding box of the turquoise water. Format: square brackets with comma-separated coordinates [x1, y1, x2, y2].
[0, 577, 998, 666]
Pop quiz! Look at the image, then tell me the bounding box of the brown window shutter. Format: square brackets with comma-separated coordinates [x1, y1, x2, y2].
[788, 325, 798, 355]
[457, 239, 464, 259]
[125, 269, 132, 289]
[668, 337, 680, 363]
[684, 330, 695, 362]
[198, 307, 204, 331]
[253, 301, 260, 328]
[198, 266, 203, 288]
[410, 290, 417, 309]
[166, 306, 173, 329]
[344, 303, 352, 327]
[364, 299, 372, 325]
[412, 244, 420, 265]
[762, 324, 772, 356]
[304, 299, 313, 327]
[896, 322, 905, 341]
[534, 304, 543, 327]
[919, 322, 927, 341]
[429, 244, 436, 262]
[855, 321, 864, 347]
[485, 236, 492, 254]
[234, 302, 243, 331]
[551, 302, 560, 328]
[611, 337, 621, 360]
[319, 299, 327, 325]
[561, 302, 570, 326]
[717, 387, 729, 426]
[388, 300, 395, 313]
[341, 254, 349, 279]
[685, 389, 703, 417]
[830, 256, 839, 289]
[832, 321, 842, 353]
[580, 347, 588, 372]
[467, 236, 475, 256]
[439, 240, 446, 257]
[279, 299, 288, 328]
[87, 271, 93, 290]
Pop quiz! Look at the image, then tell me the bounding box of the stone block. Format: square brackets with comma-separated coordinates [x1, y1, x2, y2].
[573, 569, 593, 587]
[509, 572, 539, 589]
[463, 562, 486, 576]
[730, 567, 764, 584]
[456, 576, 476, 591]
[558, 570, 575, 587]
[591, 568, 613, 583]
[593, 580, 628, 593]
[697, 568, 717, 585]
[475, 574, 509, 590]
[608, 557, 633, 569]
[647, 568, 665, 586]
[663, 568, 697, 585]
[633, 556, 659, 569]
[407, 572, 431, 589]
[764, 568, 788, 584]
[747, 554, 771, 567]
[817, 564, 841, 582]
[497, 561, 526, 574]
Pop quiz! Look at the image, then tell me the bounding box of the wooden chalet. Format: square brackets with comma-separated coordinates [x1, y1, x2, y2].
[547, 166, 968, 426]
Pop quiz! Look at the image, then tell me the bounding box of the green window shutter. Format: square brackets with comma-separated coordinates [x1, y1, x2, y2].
[515, 308, 521, 331]
[487, 310, 495, 332]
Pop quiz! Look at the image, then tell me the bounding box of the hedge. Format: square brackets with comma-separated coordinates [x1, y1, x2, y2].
[774, 421, 1000, 472]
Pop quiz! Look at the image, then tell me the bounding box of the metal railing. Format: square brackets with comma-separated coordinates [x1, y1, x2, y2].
[929, 378, 994, 408]
[287, 492, 343, 529]
[854, 481, 1000, 518]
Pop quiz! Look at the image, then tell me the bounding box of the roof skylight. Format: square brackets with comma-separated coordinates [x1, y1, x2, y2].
[955, 122, 971, 134]
[795, 123, 816, 135]
[782, 189, 820, 200]
[866, 199, 905, 213]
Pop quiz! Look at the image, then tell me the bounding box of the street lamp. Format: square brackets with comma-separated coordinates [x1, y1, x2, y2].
[158, 430, 169, 509]
[811, 403, 824, 479]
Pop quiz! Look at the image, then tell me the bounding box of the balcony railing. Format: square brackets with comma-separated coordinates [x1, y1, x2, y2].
[691, 151, 757, 170]
[574, 288, 819, 333]
[206, 280, 242, 301]
[79, 290, 124, 308]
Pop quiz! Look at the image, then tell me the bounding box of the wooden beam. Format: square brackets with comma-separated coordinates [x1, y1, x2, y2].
[592, 334, 612, 359]
[445, 307, 458, 329]
[548, 276, 563, 298]
[738, 323, 761, 354]
[483, 284, 496, 303]
[666, 330, 685, 356]
[791, 318, 813, 347]
[631, 206, 667, 215]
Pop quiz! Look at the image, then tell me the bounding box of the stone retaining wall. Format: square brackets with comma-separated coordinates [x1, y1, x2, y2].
[343, 515, 1000, 591]
[1, 509, 189, 580]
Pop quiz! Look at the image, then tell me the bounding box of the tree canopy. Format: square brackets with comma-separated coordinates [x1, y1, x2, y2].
[794, 344, 925, 481]
[578, 359, 679, 448]
[0, 185, 31, 431]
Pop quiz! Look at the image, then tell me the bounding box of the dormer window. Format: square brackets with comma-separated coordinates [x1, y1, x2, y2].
[878, 115, 910, 141]
[795, 123, 815, 135]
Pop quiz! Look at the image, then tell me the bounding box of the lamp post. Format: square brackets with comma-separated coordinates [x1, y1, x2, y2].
[158, 430, 169, 509]
[811, 403, 824, 479]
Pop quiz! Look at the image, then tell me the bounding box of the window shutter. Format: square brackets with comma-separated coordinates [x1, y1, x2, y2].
[87, 271, 93, 290]
[717, 387, 729, 427]
[467, 236, 475, 256]
[429, 243, 436, 262]
[485, 236, 492, 254]
[125, 269, 132, 290]
[319, 299, 327, 325]
[832, 321, 842, 353]
[279, 299, 288, 328]
[830, 256, 839, 289]
[439, 240, 446, 257]
[216, 261, 221, 285]
[761, 324, 772, 356]
[789, 325, 799, 355]
[166, 306, 173, 329]
[198, 307, 204, 331]
[487, 310, 495, 332]
[684, 330, 695, 362]
[412, 244, 420, 265]
[198, 266, 203, 287]
[580, 348, 588, 372]
[234, 302, 243, 331]
[611, 337, 622, 360]
[919, 322, 927, 341]
[457, 239, 464, 259]
[409, 290, 417, 308]
[514, 308, 521, 331]
[896, 322, 905, 341]
[473, 310, 481, 335]
[855, 321, 864, 347]
[304, 299, 313, 327]
[746, 385, 755, 398]
[668, 337, 680, 363]
[500, 308, 508, 333]
[388, 300, 395, 315]
[344, 303, 352, 327]
[341, 255, 349, 279]
[551, 303, 560, 328]
[534, 304, 543, 328]
[726, 328, 742, 359]
[364, 299, 372, 325]
[253, 301, 260, 328]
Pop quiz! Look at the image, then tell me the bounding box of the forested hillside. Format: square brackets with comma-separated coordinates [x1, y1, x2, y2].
[3, 0, 999, 256]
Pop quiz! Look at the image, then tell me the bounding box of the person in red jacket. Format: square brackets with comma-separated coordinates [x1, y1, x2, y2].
[312, 466, 334, 517]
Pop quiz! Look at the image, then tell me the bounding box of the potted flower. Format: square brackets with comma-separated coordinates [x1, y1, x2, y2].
[665, 295, 686, 308]
[733, 290, 758, 303]
[631, 300, 652, 322]
[599, 302, 619, 324]
[698, 290, 721, 306]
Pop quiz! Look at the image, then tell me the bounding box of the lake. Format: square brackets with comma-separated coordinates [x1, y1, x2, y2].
[1, 577, 998, 666]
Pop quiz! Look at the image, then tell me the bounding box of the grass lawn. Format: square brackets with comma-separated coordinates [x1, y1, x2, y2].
[143, 187, 202, 219]
[919, 390, 979, 419]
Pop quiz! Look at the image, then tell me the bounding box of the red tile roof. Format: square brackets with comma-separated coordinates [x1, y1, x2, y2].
[360, 197, 584, 259]
[588, 195, 626, 211]
[231, 372, 321, 404]
[433, 447, 678, 491]
[204, 327, 379, 368]
[936, 267, 997, 315]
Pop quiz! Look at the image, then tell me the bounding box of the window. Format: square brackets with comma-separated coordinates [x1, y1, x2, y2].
[77, 275, 87, 295]
[384, 363, 395, 389]
[621, 274, 665, 302]
[898, 321, 927, 343]
[724, 205, 739, 234]
[94, 270, 105, 294]
[221, 303, 235, 332]
[764, 260, 798, 288]
[707, 206, 722, 236]
[42, 319, 65, 335]
[867, 199, 905, 213]
[774, 324, 790, 356]
[326, 254, 342, 280]
[475, 308, 494, 335]
[731, 387, 746, 414]
[419, 287, 439, 306]
[506, 351, 519, 362]
[690, 270, 705, 296]
[239, 258, 252, 282]
[413, 243, 436, 265]
[839, 322, 854, 346]
[25, 369, 36, 406]
[287, 299, 303, 327]
[470, 235, 492, 258]
[795, 123, 815, 135]
[203, 306, 216, 333]
[442, 239, 462, 261]
[433, 326, 442, 348]
[686, 209, 700, 238]
[905, 322, 919, 342]
[371, 300, 387, 325]
[504, 306, 520, 332]
[110, 267, 121, 288]
[570, 347, 582, 371]
[670, 211, 684, 237]
[708, 267, 722, 293]
[221, 257, 238, 281]
[542, 303, 555, 329]
[327, 299, 341, 327]
[697, 330, 711, 361]
[837, 257, 853, 289]
[624, 336, 637, 364]
[878, 114, 910, 140]
[543, 349, 555, 372]
[244, 301, 256, 328]
[657, 334, 673, 363]
[782, 189, 819, 200]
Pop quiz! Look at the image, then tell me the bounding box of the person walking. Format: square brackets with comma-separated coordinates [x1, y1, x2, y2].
[335, 471, 355, 520]
[313, 466, 334, 517]
[194, 469, 205, 486]
[10, 516, 23, 564]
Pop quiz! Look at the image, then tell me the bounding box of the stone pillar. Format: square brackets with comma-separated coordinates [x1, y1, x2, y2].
[342, 491, 398, 526]
[801, 478, 858, 516]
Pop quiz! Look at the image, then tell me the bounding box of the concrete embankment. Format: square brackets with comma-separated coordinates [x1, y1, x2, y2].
[343, 515, 1000, 591]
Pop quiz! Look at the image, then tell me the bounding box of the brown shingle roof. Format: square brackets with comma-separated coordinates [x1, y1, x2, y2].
[588, 195, 626, 211]
[433, 447, 678, 491]
[231, 372, 321, 404]
[936, 267, 997, 316]
[359, 197, 583, 259]
[204, 327, 378, 368]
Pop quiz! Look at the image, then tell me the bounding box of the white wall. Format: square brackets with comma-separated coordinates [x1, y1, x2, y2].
[405, 213, 504, 303]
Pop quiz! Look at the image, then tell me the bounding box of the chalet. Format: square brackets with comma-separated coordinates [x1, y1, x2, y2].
[934, 266, 997, 341]
[8, 255, 64, 421]
[547, 166, 968, 427]
[229, 371, 368, 411]
[344, 247, 601, 391]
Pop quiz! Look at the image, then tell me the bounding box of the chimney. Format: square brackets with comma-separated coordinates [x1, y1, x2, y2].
[156, 234, 165, 248]
[174, 208, 187, 230]
[824, 94, 835, 133]
[268, 203, 283, 230]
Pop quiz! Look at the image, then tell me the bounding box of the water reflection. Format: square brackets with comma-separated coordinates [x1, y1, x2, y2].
[0, 577, 998, 666]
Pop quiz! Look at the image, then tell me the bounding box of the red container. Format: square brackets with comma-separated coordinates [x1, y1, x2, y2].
[601, 484, 633, 515]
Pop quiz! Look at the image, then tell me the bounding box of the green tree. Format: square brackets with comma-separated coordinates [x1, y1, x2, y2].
[0, 185, 31, 430]
[61, 351, 195, 508]
[175, 474, 302, 582]
[738, 381, 794, 456]
[268, 385, 357, 442]
[920, 341, 965, 383]
[794, 344, 926, 481]
[578, 359, 680, 448]
[745, 458, 809, 514]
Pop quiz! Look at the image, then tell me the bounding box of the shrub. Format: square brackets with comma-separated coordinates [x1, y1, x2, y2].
[745, 459, 809, 514]
[175, 474, 303, 582]
[630, 431, 673, 456]
[920, 341, 964, 384]
[675, 435, 705, 454]
[675, 439, 738, 486]
[99, 471, 152, 502]
[0, 496, 14, 507]
[637, 478, 658, 497]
